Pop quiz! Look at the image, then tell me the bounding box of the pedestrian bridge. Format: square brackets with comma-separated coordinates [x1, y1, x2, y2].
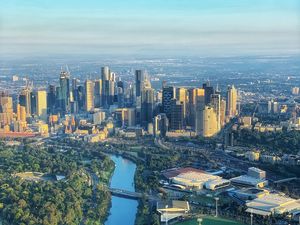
[109, 187, 144, 199]
[109, 187, 159, 201]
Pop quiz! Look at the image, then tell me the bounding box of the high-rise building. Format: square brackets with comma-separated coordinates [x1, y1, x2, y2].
[162, 86, 175, 121]
[203, 81, 214, 105]
[211, 93, 221, 131]
[20, 106, 26, 122]
[36, 90, 47, 121]
[94, 79, 102, 108]
[226, 85, 238, 117]
[176, 87, 187, 122]
[200, 106, 218, 137]
[135, 70, 146, 99]
[85, 80, 94, 112]
[170, 99, 184, 131]
[30, 92, 37, 116]
[153, 113, 169, 138]
[59, 71, 70, 113]
[0, 93, 13, 126]
[141, 87, 154, 129]
[194, 88, 205, 133]
[220, 99, 226, 127]
[19, 87, 32, 117]
[101, 66, 115, 107]
[47, 85, 56, 114]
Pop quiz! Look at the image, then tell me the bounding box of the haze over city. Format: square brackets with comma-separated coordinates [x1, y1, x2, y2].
[1, 0, 300, 57]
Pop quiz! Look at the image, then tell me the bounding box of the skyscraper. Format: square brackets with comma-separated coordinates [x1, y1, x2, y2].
[59, 71, 70, 113]
[170, 99, 184, 131]
[36, 90, 47, 121]
[226, 85, 238, 117]
[194, 88, 205, 133]
[85, 80, 94, 112]
[200, 106, 218, 137]
[162, 86, 175, 121]
[211, 93, 221, 131]
[0, 92, 13, 126]
[94, 79, 102, 108]
[101, 66, 115, 107]
[135, 70, 146, 99]
[19, 87, 32, 117]
[47, 85, 56, 114]
[141, 87, 154, 129]
[176, 87, 187, 122]
[220, 99, 226, 127]
[203, 81, 214, 105]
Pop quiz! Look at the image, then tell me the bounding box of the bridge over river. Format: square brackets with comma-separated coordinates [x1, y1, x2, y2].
[109, 187, 158, 201]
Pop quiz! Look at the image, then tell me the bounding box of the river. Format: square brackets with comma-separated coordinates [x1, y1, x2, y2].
[105, 155, 138, 225]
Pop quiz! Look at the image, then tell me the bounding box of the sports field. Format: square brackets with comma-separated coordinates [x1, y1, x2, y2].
[176, 216, 245, 225]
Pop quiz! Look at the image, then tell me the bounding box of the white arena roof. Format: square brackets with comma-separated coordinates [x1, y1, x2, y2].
[246, 193, 300, 215]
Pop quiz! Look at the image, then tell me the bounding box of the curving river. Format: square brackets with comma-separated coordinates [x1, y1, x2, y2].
[105, 155, 138, 225]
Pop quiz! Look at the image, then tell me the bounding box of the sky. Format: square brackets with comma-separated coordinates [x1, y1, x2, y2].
[1, 0, 300, 57]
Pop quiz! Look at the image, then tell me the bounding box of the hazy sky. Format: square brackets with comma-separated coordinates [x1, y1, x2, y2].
[1, 0, 300, 57]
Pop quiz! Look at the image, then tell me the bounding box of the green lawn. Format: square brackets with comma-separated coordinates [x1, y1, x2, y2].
[176, 216, 245, 225]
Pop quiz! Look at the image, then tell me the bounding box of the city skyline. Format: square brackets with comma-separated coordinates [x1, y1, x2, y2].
[1, 0, 300, 57]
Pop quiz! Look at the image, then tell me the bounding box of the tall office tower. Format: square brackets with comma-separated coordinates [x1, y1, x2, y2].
[176, 87, 187, 121]
[77, 85, 85, 111]
[125, 84, 134, 107]
[19, 87, 32, 116]
[85, 80, 94, 112]
[194, 88, 205, 133]
[20, 106, 26, 122]
[36, 90, 48, 121]
[211, 93, 221, 131]
[108, 72, 116, 105]
[117, 87, 125, 108]
[72, 78, 78, 92]
[199, 106, 218, 137]
[141, 87, 154, 129]
[162, 86, 176, 121]
[220, 99, 226, 127]
[135, 70, 146, 99]
[16, 104, 21, 121]
[187, 88, 196, 127]
[30, 92, 37, 116]
[101, 66, 115, 107]
[153, 113, 169, 138]
[226, 85, 238, 117]
[94, 79, 102, 108]
[59, 71, 70, 113]
[47, 85, 56, 114]
[203, 81, 214, 105]
[0, 93, 13, 126]
[170, 99, 184, 131]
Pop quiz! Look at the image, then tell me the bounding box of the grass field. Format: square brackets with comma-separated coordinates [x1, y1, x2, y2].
[176, 216, 246, 225]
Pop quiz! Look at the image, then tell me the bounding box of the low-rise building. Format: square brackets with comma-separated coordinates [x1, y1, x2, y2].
[230, 167, 268, 188]
[246, 193, 300, 216]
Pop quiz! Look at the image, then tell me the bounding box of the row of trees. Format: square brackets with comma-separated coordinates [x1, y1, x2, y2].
[234, 129, 300, 155]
